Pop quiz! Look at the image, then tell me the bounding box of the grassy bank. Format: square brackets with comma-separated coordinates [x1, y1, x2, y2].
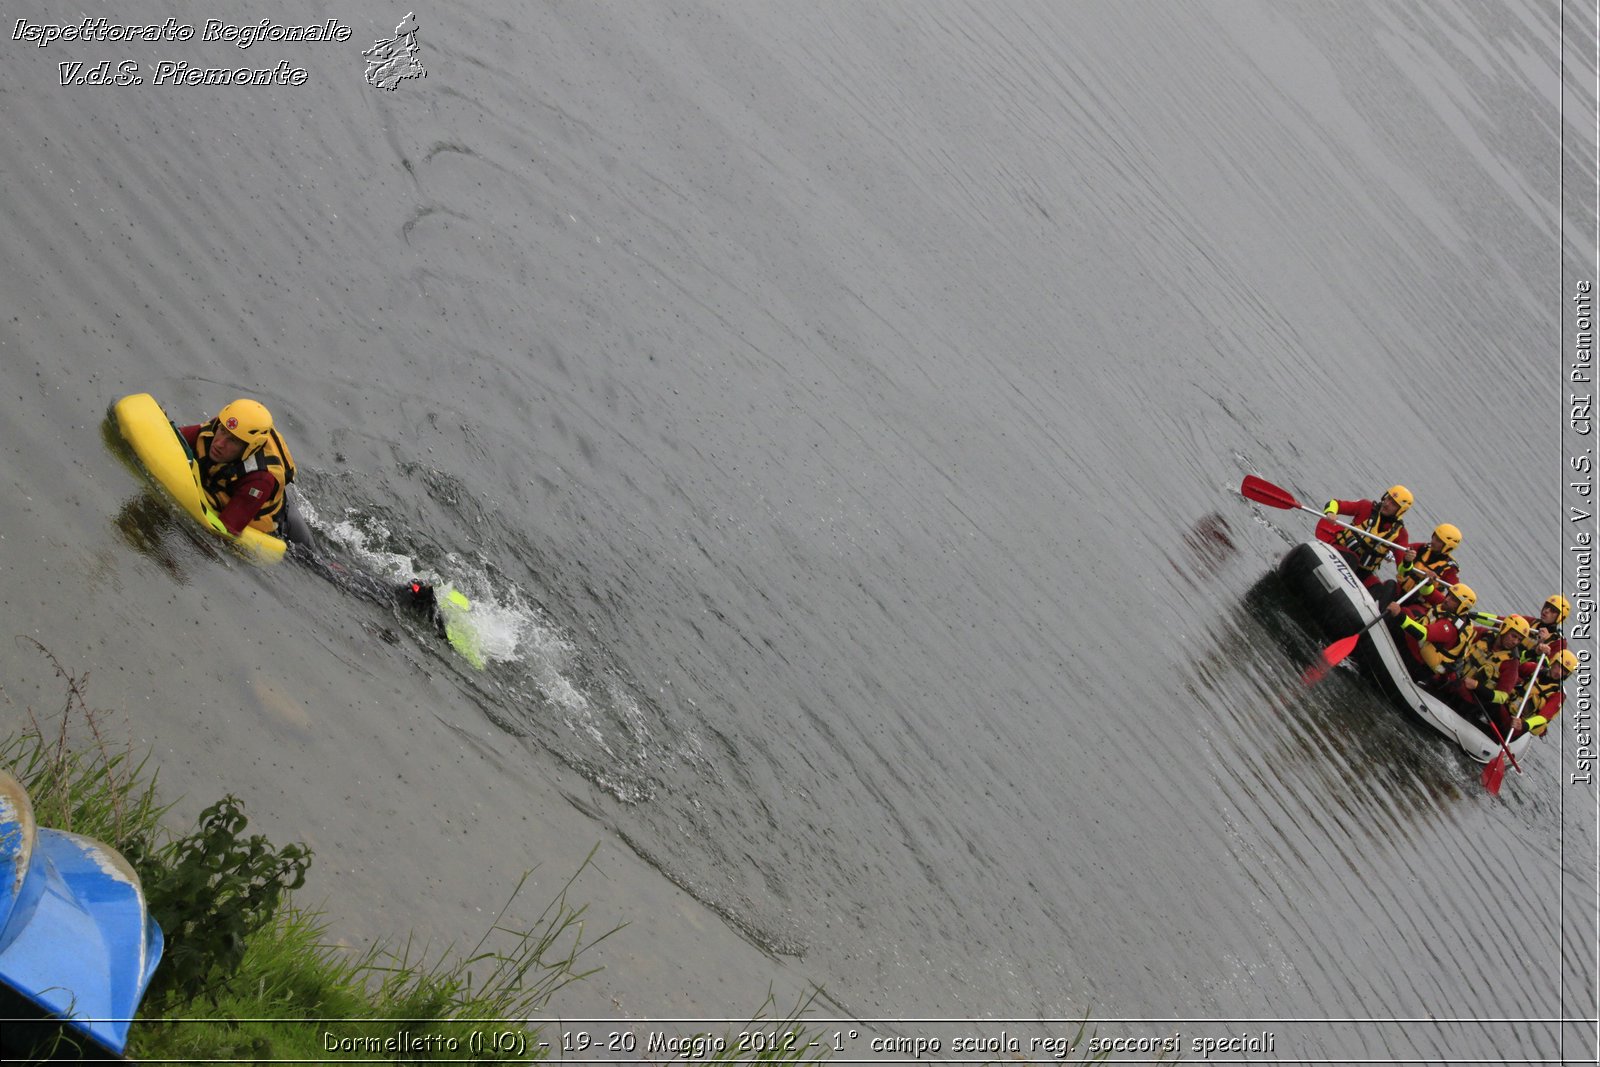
[0, 644, 831, 1064]
[2, 644, 1149, 1065]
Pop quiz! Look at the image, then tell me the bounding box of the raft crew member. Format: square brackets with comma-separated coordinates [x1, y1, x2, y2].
[1508, 648, 1578, 740]
[1525, 594, 1570, 661]
[1452, 615, 1531, 718]
[1375, 523, 1461, 608]
[1323, 485, 1412, 588]
[1474, 594, 1570, 663]
[179, 399, 301, 539]
[1391, 582, 1475, 679]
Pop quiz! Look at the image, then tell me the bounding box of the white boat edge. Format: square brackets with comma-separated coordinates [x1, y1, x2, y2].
[1279, 540, 1535, 766]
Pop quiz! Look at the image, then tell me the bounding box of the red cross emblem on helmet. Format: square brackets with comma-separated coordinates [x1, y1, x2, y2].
[225, 416, 239, 430]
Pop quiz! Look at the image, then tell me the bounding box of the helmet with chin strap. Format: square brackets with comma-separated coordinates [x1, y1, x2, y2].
[1383, 485, 1414, 516]
[215, 398, 274, 458]
[1499, 614, 1531, 640]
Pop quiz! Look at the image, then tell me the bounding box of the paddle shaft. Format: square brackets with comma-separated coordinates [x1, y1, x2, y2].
[1239, 475, 1406, 552]
[1500, 654, 1546, 774]
[1355, 574, 1430, 636]
[1301, 504, 1407, 553]
[1481, 655, 1542, 784]
[1484, 718, 1521, 779]
[1341, 572, 1431, 645]
[1387, 572, 1431, 611]
[1300, 563, 1436, 685]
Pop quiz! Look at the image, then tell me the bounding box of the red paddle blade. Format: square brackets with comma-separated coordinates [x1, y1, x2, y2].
[1240, 475, 1300, 511]
[1482, 753, 1507, 795]
[1302, 634, 1360, 685]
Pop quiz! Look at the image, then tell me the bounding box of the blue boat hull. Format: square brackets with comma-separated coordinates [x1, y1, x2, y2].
[0, 769, 163, 1059]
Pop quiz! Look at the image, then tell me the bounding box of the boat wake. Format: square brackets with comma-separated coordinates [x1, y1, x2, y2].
[294, 488, 669, 806]
[299, 497, 532, 666]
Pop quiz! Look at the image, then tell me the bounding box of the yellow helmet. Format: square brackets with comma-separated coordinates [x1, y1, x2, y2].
[1544, 594, 1572, 623]
[215, 398, 274, 458]
[1553, 649, 1580, 674]
[1448, 583, 1476, 613]
[1499, 614, 1531, 639]
[1433, 523, 1462, 551]
[1383, 485, 1414, 516]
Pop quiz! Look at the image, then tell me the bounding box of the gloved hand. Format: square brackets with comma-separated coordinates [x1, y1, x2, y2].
[1323, 499, 1339, 516]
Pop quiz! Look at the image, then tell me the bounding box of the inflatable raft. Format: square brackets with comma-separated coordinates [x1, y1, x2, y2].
[112, 392, 288, 564]
[1279, 539, 1534, 764]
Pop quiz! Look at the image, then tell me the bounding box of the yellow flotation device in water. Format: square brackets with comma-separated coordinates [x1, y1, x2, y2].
[112, 393, 286, 564]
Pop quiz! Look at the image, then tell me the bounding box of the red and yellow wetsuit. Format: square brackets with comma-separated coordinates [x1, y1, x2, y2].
[1511, 670, 1565, 739]
[180, 422, 296, 535]
[1393, 544, 1458, 598]
[1325, 498, 1408, 587]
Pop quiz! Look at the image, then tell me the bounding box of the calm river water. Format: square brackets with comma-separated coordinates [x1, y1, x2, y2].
[0, 2, 1595, 1062]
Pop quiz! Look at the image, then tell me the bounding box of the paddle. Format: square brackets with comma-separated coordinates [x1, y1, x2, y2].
[1239, 475, 1407, 553]
[1301, 576, 1431, 685]
[1482, 655, 1543, 795]
[1470, 610, 1544, 631]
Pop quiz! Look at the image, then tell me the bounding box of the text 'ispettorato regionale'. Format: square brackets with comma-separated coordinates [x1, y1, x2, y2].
[14, 18, 353, 87]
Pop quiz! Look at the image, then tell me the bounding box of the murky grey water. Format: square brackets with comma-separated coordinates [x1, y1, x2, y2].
[1, 1, 1595, 1061]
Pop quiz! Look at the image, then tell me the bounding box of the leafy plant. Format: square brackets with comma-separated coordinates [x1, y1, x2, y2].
[134, 795, 312, 1008]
